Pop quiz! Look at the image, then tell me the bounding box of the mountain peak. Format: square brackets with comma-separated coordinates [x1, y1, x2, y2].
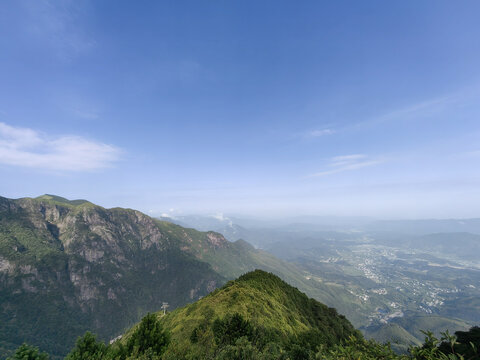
[157, 269, 357, 349]
[235, 268, 285, 286]
[35, 194, 91, 206]
[119, 269, 359, 359]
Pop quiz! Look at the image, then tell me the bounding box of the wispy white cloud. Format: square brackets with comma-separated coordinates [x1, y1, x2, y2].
[378, 96, 454, 121]
[302, 94, 461, 142]
[351, 94, 460, 132]
[331, 154, 366, 162]
[0, 122, 121, 171]
[306, 128, 336, 137]
[309, 153, 384, 178]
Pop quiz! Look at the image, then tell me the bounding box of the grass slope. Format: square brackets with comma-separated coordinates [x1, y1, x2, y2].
[157, 270, 358, 350]
[114, 270, 359, 359]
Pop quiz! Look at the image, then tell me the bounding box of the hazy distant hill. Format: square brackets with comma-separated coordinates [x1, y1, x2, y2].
[367, 219, 480, 235]
[163, 214, 249, 244]
[167, 214, 364, 248]
[363, 323, 421, 354]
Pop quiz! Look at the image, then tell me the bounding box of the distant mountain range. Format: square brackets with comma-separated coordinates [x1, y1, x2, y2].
[167, 213, 480, 260]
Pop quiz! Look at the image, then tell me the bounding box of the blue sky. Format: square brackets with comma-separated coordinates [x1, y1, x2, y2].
[1, 1, 480, 218]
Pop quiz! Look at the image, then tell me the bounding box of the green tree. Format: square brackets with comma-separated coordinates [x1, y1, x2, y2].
[125, 313, 170, 359]
[438, 326, 480, 359]
[7, 343, 49, 360]
[212, 313, 254, 346]
[217, 337, 259, 360]
[65, 332, 107, 360]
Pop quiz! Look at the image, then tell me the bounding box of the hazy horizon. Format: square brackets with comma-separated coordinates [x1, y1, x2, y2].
[2, 1, 480, 219]
[5, 193, 480, 223]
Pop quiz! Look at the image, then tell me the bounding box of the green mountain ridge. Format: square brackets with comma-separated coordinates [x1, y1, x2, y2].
[160, 269, 357, 342]
[0, 195, 356, 358]
[34, 195, 92, 207]
[113, 270, 359, 360]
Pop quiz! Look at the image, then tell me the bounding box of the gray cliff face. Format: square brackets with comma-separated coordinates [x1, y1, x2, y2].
[0, 195, 226, 357]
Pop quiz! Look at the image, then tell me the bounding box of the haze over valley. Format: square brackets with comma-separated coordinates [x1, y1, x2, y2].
[168, 213, 480, 351]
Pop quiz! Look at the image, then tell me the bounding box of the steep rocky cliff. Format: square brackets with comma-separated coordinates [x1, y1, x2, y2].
[0, 195, 228, 357]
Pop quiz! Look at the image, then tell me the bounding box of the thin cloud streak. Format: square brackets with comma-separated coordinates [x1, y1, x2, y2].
[306, 129, 336, 137]
[352, 93, 459, 131]
[332, 154, 366, 161]
[301, 93, 460, 142]
[0, 122, 121, 171]
[309, 154, 384, 178]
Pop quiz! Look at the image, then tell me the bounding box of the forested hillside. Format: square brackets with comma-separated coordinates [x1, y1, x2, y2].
[0, 195, 344, 358]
